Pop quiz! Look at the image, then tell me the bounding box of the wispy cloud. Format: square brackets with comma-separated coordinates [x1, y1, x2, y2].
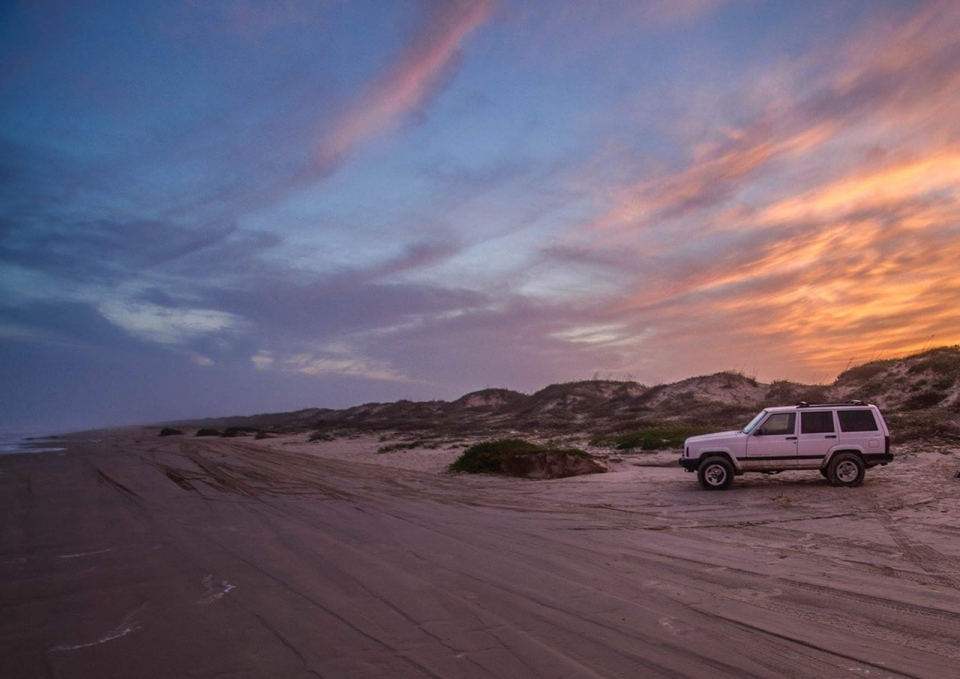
[281, 352, 413, 383]
[589, 3, 960, 237]
[590, 124, 834, 235]
[317, 0, 495, 168]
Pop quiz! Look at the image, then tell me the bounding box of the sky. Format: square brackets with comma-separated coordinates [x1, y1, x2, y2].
[3, 0, 960, 430]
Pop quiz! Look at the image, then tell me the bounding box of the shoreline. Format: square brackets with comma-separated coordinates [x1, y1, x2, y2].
[0, 429, 66, 456]
[0, 425, 147, 456]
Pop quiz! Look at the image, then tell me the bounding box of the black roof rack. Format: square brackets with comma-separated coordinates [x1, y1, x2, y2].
[796, 400, 866, 407]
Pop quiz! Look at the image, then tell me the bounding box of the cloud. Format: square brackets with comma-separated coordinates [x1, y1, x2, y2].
[552, 1, 960, 380]
[551, 323, 632, 345]
[97, 300, 245, 345]
[591, 125, 834, 235]
[280, 352, 412, 383]
[208, 269, 487, 345]
[317, 0, 495, 168]
[587, 3, 960, 240]
[361, 239, 463, 282]
[250, 350, 274, 371]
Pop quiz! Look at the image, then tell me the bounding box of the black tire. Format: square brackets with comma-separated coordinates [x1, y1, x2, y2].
[819, 468, 829, 479]
[828, 452, 865, 487]
[697, 456, 734, 490]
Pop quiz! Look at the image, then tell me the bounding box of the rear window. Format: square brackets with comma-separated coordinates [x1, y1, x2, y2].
[801, 411, 835, 434]
[838, 409, 878, 432]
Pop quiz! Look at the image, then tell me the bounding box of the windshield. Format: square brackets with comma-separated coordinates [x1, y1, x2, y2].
[742, 410, 768, 435]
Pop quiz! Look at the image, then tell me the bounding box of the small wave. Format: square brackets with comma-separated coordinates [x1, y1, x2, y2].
[0, 427, 67, 455]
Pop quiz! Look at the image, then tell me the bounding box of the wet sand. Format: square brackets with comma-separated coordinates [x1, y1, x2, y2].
[2, 430, 960, 678]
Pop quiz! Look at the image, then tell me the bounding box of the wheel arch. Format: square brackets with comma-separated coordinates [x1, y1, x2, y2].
[821, 447, 865, 469]
[695, 450, 742, 474]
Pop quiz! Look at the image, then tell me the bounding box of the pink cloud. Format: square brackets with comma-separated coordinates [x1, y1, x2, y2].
[318, 0, 495, 169]
[590, 124, 834, 236]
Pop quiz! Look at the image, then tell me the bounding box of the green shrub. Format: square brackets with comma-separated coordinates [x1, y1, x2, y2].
[795, 386, 831, 404]
[903, 391, 948, 410]
[906, 348, 960, 375]
[448, 439, 590, 474]
[933, 376, 956, 390]
[591, 426, 707, 451]
[448, 439, 541, 473]
[378, 440, 420, 453]
[377, 439, 441, 453]
[835, 360, 896, 384]
[888, 411, 960, 443]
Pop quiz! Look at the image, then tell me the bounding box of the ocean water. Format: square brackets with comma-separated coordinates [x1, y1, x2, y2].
[0, 426, 67, 455]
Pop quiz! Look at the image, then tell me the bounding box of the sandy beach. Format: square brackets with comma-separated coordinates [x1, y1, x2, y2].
[2, 430, 960, 678]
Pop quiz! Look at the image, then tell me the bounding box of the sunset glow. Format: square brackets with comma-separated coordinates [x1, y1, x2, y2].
[2, 0, 960, 429]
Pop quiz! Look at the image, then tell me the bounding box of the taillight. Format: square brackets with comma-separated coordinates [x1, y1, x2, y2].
[885, 436, 889, 454]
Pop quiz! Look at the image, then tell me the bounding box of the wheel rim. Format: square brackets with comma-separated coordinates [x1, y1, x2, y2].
[836, 460, 859, 483]
[704, 464, 727, 486]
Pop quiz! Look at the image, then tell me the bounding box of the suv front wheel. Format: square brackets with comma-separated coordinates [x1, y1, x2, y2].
[827, 452, 865, 487]
[698, 456, 734, 490]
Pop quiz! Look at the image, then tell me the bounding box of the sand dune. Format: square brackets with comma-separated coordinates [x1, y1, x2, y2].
[2, 429, 959, 677]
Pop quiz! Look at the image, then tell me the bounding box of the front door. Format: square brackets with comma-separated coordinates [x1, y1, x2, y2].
[745, 412, 797, 468]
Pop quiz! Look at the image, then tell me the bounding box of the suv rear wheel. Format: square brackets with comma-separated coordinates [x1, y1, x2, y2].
[828, 452, 865, 487]
[698, 456, 734, 490]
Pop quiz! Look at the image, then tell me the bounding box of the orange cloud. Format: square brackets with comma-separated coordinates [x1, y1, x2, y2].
[318, 0, 495, 168]
[759, 153, 960, 227]
[600, 205, 960, 380]
[556, 3, 960, 381]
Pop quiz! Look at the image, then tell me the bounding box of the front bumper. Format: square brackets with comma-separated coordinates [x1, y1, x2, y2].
[679, 456, 698, 472]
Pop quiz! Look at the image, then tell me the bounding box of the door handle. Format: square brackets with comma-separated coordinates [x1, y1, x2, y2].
[825, 435, 837, 439]
[786, 436, 797, 440]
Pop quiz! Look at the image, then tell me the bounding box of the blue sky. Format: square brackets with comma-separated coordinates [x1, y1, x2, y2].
[3, 0, 960, 430]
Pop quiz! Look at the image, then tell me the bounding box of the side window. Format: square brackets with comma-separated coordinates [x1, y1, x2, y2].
[801, 411, 835, 434]
[756, 413, 796, 436]
[838, 409, 878, 432]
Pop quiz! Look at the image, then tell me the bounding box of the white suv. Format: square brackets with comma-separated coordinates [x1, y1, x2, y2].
[679, 402, 893, 490]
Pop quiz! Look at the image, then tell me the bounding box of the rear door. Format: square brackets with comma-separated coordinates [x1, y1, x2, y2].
[744, 412, 797, 468]
[797, 409, 837, 468]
